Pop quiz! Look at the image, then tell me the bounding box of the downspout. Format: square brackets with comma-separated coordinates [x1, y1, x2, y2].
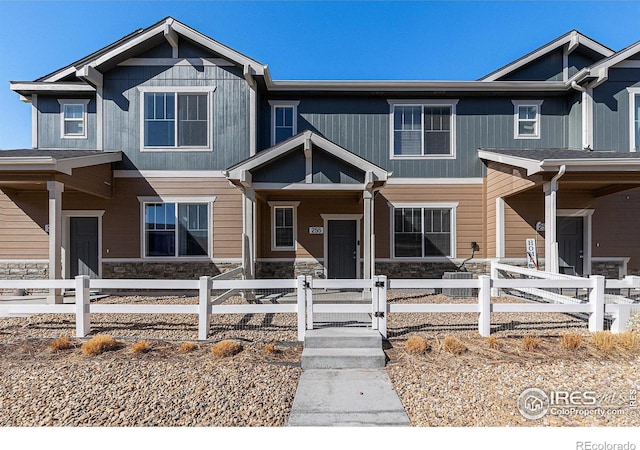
[570, 81, 591, 150]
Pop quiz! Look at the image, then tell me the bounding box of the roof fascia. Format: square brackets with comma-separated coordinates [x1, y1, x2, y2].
[477, 150, 542, 176]
[0, 152, 121, 176]
[539, 158, 640, 172]
[265, 80, 569, 92]
[480, 31, 614, 82]
[589, 40, 640, 75]
[9, 82, 96, 97]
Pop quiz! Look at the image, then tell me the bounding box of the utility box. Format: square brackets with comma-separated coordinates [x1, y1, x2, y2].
[442, 272, 473, 298]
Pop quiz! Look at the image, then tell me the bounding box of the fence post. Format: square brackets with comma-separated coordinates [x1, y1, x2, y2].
[198, 276, 211, 341]
[588, 275, 605, 332]
[490, 259, 499, 297]
[75, 275, 90, 338]
[376, 275, 388, 339]
[610, 305, 630, 334]
[296, 276, 306, 342]
[306, 275, 314, 330]
[478, 275, 491, 337]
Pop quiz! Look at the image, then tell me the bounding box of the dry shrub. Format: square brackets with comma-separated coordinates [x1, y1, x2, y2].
[48, 337, 72, 352]
[405, 336, 428, 354]
[264, 344, 277, 354]
[132, 340, 151, 354]
[211, 340, 242, 358]
[443, 336, 466, 355]
[593, 331, 615, 352]
[616, 332, 639, 351]
[179, 342, 196, 353]
[486, 336, 500, 350]
[81, 335, 117, 356]
[521, 336, 541, 352]
[560, 332, 583, 350]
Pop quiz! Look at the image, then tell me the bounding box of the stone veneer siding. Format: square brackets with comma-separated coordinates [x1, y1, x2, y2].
[0, 262, 49, 294]
[102, 262, 242, 279]
[256, 261, 325, 279]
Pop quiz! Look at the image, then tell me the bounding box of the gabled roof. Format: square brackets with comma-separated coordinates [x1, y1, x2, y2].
[478, 148, 640, 175]
[225, 130, 389, 187]
[583, 38, 640, 79]
[479, 30, 614, 82]
[11, 17, 267, 97]
[0, 150, 121, 175]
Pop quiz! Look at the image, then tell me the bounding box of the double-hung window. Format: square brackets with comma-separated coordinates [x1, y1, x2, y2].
[392, 203, 457, 258]
[389, 100, 457, 158]
[141, 198, 214, 258]
[140, 87, 214, 150]
[269, 201, 299, 251]
[269, 101, 299, 145]
[58, 99, 90, 139]
[512, 100, 543, 139]
[628, 88, 640, 152]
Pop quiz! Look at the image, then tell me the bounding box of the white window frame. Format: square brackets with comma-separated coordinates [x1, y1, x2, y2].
[389, 202, 458, 259]
[58, 99, 90, 139]
[138, 86, 216, 152]
[512, 100, 543, 139]
[627, 88, 640, 152]
[138, 196, 216, 259]
[269, 201, 299, 251]
[269, 100, 299, 146]
[388, 99, 458, 160]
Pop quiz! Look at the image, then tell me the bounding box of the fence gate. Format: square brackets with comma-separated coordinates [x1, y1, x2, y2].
[305, 276, 387, 335]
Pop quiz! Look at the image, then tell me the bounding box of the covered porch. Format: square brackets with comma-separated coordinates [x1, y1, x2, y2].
[0, 150, 122, 302]
[225, 131, 389, 279]
[481, 148, 640, 276]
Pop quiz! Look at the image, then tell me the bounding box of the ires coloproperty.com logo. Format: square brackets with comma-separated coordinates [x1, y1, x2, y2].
[517, 387, 636, 420]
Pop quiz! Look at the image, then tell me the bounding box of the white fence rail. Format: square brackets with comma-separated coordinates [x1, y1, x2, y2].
[1, 263, 639, 341]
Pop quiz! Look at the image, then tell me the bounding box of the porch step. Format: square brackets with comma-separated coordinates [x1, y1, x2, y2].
[301, 348, 386, 369]
[304, 327, 382, 348]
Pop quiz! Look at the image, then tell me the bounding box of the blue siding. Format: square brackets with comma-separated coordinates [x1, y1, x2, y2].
[103, 62, 250, 170]
[498, 49, 564, 81]
[568, 50, 598, 79]
[593, 68, 640, 152]
[253, 149, 305, 183]
[37, 96, 97, 149]
[312, 150, 364, 184]
[568, 92, 582, 149]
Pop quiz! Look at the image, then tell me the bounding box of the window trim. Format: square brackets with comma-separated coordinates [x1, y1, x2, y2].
[388, 99, 458, 160]
[138, 86, 216, 152]
[58, 99, 90, 139]
[269, 100, 300, 146]
[389, 201, 458, 259]
[268, 201, 299, 251]
[512, 100, 543, 140]
[627, 88, 640, 152]
[138, 196, 216, 259]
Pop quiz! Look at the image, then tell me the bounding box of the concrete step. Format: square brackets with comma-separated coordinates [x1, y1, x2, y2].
[304, 327, 381, 349]
[301, 347, 386, 369]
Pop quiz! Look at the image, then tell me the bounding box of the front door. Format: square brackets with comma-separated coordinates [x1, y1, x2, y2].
[327, 220, 357, 279]
[558, 216, 583, 275]
[69, 217, 99, 278]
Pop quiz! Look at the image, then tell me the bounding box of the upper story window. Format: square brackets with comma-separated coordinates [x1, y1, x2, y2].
[58, 99, 90, 139]
[269, 101, 299, 145]
[389, 100, 457, 159]
[512, 100, 543, 139]
[139, 87, 215, 151]
[269, 201, 299, 251]
[628, 88, 640, 152]
[391, 202, 457, 258]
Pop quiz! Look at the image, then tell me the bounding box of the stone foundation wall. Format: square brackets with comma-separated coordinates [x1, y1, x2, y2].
[256, 261, 325, 279]
[102, 262, 242, 279]
[591, 262, 625, 279]
[0, 262, 49, 294]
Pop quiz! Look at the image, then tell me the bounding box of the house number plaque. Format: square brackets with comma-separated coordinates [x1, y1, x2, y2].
[309, 227, 324, 235]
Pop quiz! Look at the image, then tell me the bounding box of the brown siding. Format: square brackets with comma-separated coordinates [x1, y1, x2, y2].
[376, 184, 485, 259]
[0, 189, 48, 259]
[56, 164, 113, 199]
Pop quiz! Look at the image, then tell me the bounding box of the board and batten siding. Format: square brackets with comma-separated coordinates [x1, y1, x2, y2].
[0, 190, 48, 259]
[102, 63, 251, 170]
[259, 95, 570, 179]
[37, 96, 97, 149]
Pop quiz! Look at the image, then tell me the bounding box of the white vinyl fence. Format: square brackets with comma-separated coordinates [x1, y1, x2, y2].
[1, 263, 639, 341]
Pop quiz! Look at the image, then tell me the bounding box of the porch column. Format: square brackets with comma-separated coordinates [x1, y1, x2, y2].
[543, 181, 559, 273]
[47, 181, 64, 303]
[363, 190, 374, 279]
[242, 188, 256, 279]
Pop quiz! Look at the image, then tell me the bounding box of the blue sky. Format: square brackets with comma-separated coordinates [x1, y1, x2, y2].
[1, 0, 640, 149]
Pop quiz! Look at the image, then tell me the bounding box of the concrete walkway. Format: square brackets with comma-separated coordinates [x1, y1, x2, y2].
[288, 368, 410, 426]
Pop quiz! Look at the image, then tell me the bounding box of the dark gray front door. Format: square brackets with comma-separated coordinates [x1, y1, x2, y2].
[327, 220, 357, 279]
[558, 216, 583, 275]
[70, 217, 99, 278]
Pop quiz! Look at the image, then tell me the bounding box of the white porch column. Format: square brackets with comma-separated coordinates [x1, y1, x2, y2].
[242, 188, 256, 279]
[47, 181, 64, 303]
[496, 197, 505, 258]
[544, 181, 559, 273]
[363, 190, 374, 279]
